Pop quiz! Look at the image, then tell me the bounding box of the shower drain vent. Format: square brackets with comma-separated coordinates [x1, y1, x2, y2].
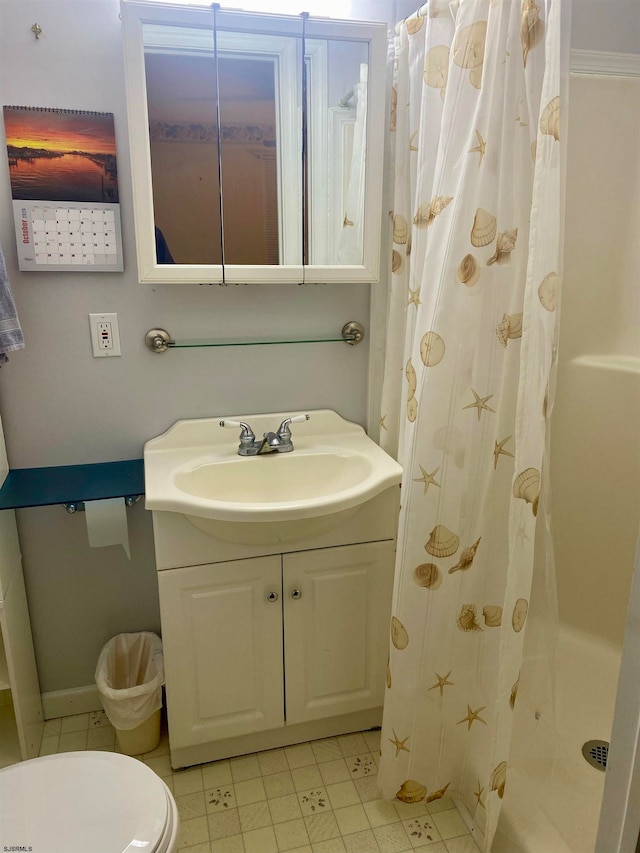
[582, 740, 609, 771]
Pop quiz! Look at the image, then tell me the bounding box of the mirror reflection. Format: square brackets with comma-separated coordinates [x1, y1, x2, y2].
[306, 37, 368, 267]
[218, 57, 280, 265]
[145, 50, 220, 264]
[142, 20, 370, 268]
[145, 50, 282, 265]
[122, 1, 386, 282]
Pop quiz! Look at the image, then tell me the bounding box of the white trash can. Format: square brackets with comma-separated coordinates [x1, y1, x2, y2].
[95, 632, 164, 755]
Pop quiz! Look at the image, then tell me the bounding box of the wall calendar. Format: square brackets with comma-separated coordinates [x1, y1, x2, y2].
[3, 106, 124, 272]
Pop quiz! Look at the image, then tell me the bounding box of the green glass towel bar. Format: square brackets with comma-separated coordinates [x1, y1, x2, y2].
[144, 322, 365, 353]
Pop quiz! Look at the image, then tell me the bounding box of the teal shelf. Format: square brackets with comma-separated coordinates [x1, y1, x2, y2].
[0, 459, 144, 510]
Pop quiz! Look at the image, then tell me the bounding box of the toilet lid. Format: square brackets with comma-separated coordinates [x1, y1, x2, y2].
[0, 751, 170, 853]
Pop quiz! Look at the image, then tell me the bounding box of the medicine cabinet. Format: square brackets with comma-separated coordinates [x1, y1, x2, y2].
[121, 1, 387, 284]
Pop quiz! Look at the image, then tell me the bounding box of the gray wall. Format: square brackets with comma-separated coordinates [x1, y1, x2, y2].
[0, 0, 393, 692]
[571, 0, 640, 55]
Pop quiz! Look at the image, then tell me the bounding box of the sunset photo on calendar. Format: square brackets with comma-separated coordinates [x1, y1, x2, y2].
[4, 106, 119, 203]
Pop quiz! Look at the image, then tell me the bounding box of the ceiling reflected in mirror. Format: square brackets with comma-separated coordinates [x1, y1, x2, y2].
[149, 0, 356, 17]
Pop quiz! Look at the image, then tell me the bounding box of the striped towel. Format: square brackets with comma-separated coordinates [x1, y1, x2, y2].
[0, 244, 24, 366]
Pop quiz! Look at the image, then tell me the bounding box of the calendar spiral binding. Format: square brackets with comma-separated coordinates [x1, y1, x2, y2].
[3, 106, 113, 117]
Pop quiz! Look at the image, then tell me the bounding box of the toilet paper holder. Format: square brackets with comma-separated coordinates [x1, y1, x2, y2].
[63, 495, 142, 513]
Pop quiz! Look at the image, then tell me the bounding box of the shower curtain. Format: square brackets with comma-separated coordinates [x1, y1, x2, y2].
[378, 0, 567, 849]
[337, 65, 368, 265]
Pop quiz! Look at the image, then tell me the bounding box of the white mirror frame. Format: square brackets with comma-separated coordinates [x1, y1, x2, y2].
[121, 1, 387, 284]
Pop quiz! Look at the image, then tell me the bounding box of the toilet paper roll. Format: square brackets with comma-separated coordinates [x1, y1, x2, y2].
[85, 497, 130, 559]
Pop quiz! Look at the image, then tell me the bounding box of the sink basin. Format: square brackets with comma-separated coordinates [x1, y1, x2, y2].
[144, 410, 402, 544]
[175, 451, 373, 505]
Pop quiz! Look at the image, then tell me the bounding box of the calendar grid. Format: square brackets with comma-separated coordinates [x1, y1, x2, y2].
[13, 201, 124, 272]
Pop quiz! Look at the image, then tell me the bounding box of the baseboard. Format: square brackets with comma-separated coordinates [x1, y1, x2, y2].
[42, 685, 103, 719]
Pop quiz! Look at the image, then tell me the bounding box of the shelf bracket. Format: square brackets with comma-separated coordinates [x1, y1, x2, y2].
[63, 495, 142, 513]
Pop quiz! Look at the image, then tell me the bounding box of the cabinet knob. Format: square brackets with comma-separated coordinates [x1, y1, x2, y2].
[266, 591, 279, 602]
[290, 589, 302, 600]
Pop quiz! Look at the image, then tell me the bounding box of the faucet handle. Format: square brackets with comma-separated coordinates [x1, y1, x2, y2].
[219, 419, 255, 448]
[276, 414, 310, 439]
[219, 419, 254, 436]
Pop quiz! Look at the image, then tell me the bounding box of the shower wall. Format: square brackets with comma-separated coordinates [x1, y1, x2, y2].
[493, 69, 640, 853]
[551, 72, 640, 648]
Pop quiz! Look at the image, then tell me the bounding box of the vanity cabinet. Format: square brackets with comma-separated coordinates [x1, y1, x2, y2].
[158, 540, 395, 766]
[146, 413, 402, 770]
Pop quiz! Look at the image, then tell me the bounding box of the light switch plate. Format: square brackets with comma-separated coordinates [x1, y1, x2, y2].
[89, 313, 121, 357]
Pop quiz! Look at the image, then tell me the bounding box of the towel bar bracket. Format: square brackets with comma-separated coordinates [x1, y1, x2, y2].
[145, 328, 173, 353]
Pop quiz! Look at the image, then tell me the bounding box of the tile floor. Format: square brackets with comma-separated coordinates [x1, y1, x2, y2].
[35, 713, 481, 853]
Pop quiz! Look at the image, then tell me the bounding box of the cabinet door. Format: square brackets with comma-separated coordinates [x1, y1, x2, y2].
[159, 556, 284, 749]
[283, 541, 395, 725]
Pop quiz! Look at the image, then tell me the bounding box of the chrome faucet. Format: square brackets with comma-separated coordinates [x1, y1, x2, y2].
[220, 414, 310, 456]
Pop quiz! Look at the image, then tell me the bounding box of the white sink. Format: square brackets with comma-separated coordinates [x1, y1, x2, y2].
[144, 410, 402, 544]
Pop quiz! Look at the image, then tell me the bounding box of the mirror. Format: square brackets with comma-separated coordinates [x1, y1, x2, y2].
[121, 2, 386, 284]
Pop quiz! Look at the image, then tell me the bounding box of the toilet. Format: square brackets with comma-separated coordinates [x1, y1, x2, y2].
[0, 750, 179, 853]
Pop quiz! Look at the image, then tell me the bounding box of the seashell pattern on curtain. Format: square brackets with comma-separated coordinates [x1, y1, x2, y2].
[378, 0, 567, 849]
